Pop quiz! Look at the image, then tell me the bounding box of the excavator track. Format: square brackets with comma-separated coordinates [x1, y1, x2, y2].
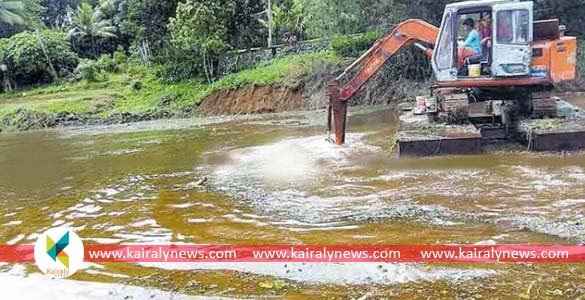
[433, 88, 470, 117]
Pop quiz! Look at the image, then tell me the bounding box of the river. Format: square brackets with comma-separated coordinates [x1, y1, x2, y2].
[1, 96, 584, 299]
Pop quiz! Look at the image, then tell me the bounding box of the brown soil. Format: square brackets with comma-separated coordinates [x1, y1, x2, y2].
[198, 85, 310, 115]
[197, 57, 337, 115]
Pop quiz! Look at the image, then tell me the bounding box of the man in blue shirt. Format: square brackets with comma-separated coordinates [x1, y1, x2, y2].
[457, 18, 481, 68]
[461, 18, 482, 53]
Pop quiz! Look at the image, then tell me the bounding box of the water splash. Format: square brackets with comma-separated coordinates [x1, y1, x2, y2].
[213, 134, 378, 187]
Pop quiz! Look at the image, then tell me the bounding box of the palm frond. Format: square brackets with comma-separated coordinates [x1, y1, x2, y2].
[96, 31, 117, 38]
[0, 8, 24, 25]
[64, 1, 118, 45]
[0, 1, 24, 11]
[257, 18, 269, 29]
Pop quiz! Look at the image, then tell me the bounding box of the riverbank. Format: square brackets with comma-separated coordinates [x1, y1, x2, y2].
[1, 43, 584, 133]
[0, 52, 343, 132]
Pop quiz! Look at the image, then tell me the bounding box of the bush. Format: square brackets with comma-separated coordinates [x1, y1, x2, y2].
[74, 59, 99, 81]
[331, 31, 383, 57]
[96, 55, 118, 73]
[0, 30, 79, 86]
[113, 46, 127, 65]
[331, 30, 432, 82]
[156, 61, 203, 84]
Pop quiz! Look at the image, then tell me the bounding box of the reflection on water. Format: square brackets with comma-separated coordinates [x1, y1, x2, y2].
[1, 100, 585, 299]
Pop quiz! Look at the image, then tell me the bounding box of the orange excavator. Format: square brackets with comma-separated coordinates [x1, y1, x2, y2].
[328, 0, 577, 145]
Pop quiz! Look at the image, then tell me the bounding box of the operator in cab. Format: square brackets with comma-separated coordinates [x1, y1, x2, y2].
[457, 18, 481, 68]
[480, 13, 492, 47]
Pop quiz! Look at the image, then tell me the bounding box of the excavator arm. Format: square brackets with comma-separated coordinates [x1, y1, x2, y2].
[328, 19, 439, 145]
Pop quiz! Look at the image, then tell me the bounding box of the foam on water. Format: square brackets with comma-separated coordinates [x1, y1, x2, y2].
[206, 134, 585, 242]
[210, 134, 386, 225]
[140, 262, 497, 285]
[6, 234, 25, 245]
[214, 134, 378, 187]
[1, 273, 232, 300]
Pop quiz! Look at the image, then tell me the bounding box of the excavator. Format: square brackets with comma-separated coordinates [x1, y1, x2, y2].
[327, 0, 578, 145]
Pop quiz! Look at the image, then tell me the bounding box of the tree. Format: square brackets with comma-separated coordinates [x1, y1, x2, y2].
[0, 48, 12, 92]
[40, 0, 80, 27]
[227, 0, 265, 49]
[65, 1, 117, 58]
[120, 0, 181, 51]
[1, 0, 49, 90]
[169, 0, 236, 83]
[292, 0, 335, 38]
[0, 30, 79, 87]
[0, 0, 25, 25]
[1, 1, 25, 92]
[264, 0, 306, 41]
[290, 0, 363, 38]
[0, 0, 43, 38]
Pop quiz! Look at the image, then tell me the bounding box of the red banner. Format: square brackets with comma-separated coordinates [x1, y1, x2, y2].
[2, 245, 585, 263]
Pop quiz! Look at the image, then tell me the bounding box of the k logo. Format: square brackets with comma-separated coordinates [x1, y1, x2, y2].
[34, 228, 84, 278]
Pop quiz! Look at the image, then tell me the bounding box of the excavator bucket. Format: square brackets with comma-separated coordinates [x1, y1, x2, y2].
[327, 81, 348, 145]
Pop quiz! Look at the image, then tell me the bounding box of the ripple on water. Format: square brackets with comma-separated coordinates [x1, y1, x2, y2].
[2, 272, 219, 300]
[6, 234, 25, 245]
[3, 220, 22, 226]
[139, 261, 498, 285]
[213, 134, 379, 186]
[209, 134, 385, 227]
[206, 133, 585, 243]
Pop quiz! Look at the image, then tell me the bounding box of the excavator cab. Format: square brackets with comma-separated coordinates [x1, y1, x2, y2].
[432, 0, 533, 81]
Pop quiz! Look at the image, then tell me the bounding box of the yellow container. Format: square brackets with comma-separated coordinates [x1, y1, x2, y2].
[469, 64, 481, 77]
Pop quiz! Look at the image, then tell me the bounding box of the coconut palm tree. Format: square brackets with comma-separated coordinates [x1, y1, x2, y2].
[0, 0, 25, 25]
[65, 1, 117, 57]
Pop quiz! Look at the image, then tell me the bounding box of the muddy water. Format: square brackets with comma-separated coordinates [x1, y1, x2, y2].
[1, 98, 585, 299]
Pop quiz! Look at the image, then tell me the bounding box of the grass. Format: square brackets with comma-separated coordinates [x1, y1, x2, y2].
[0, 90, 101, 117]
[0, 51, 339, 130]
[213, 51, 339, 90]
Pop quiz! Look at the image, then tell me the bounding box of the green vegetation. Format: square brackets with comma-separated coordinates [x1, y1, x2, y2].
[212, 51, 338, 90]
[0, 30, 78, 86]
[169, 0, 235, 83]
[0, 0, 25, 25]
[65, 2, 117, 58]
[331, 31, 382, 57]
[0, 51, 339, 131]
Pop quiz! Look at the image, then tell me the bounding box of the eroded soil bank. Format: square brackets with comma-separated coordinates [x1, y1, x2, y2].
[197, 85, 309, 115]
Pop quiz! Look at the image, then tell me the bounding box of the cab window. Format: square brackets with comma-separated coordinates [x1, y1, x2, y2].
[497, 10, 530, 44]
[436, 13, 453, 70]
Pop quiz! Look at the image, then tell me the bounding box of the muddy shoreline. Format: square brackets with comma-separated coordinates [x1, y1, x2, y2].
[0, 66, 438, 133]
[2, 85, 584, 134]
[0, 85, 319, 133]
